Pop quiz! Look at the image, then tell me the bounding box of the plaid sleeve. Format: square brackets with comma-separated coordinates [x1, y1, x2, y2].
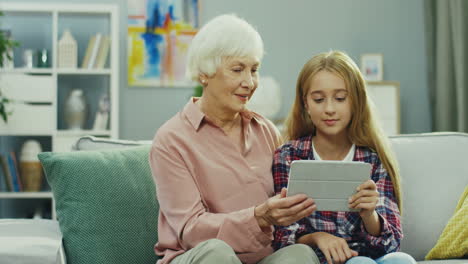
[272, 145, 312, 249]
[273, 219, 312, 250]
[273, 223, 299, 250]
[272, 145, 293, 194]
[361, 158, 403, 253]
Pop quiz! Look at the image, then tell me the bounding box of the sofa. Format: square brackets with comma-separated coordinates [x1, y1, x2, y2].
[1, 132, 467, 264]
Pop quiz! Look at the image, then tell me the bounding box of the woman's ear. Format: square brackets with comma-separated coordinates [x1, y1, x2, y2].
[199, 74, 208, 86]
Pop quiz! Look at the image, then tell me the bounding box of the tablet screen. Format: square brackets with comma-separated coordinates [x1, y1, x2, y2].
[286, 160, 372, 211]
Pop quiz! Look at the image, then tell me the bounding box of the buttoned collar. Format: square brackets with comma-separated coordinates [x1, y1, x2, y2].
[183, 97, 258, 131]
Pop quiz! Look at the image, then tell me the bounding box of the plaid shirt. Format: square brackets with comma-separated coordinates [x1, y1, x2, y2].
[272, 135, 402, 263]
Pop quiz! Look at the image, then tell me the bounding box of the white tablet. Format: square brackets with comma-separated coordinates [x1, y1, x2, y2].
[286, 160, 372, 211]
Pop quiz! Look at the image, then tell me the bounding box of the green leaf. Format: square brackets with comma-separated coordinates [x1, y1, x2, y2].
[193, 84, 203, 97]
[0, 104, 7, 122]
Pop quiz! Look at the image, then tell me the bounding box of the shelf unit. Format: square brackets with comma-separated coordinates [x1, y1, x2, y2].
[0, 192, 55, 219]
[0, 3, 119, 220]
[366, 81, 400, 135]
[0, 68, 112, 75]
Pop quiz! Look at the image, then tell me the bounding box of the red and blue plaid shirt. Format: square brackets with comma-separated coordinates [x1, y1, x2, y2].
[272, 135, 402, 263]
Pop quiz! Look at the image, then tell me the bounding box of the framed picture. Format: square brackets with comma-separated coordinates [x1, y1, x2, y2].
[366, 81, 400, 135]
[360, 53, 383, 81]
[127, 0, 199, 87]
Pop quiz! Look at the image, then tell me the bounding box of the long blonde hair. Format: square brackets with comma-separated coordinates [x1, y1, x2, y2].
[284, 50, 402, 211]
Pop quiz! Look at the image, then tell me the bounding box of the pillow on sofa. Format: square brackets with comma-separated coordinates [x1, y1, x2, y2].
[425, 186, 468, 260]
[39, 146, 159, 264]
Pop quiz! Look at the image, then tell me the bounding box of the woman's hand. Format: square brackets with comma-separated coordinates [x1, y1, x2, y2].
[254, 188, 316, 229]
[298, 232, 358, 264]
[348, 180, 379, 218]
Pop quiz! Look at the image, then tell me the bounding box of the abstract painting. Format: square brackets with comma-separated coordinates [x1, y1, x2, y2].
[128, 0, 199, 87]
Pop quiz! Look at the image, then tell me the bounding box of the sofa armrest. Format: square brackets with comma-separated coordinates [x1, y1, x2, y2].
[0, 219, 66, 264]
[58, 244, 67, 264]
[73, 135, 151, 151]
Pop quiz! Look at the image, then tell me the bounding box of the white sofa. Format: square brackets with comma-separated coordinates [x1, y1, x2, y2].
[70, 132, 468, 263]
[390, 132, 467, 263]
[1, 132, 467, 263]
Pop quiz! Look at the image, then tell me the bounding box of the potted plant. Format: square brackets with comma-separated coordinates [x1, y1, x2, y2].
[193, 84, 203, 97]
[0, 10, 20, 122]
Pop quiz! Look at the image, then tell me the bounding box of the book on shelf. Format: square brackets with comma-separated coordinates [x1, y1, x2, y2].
[81, 33, 102, 69]
[0, 161, 5, 191]
[7, 152, 22, 192]
[81, 35, 95, 68]
[87, 33, 102, 69]
[94, 35, 110, 69]
[0, 154, 13, 192]
[0, 155, 9, 192]
[0, 152, 22, 192]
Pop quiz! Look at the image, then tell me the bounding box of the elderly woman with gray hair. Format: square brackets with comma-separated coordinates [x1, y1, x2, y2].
[149, 14, 320, 264]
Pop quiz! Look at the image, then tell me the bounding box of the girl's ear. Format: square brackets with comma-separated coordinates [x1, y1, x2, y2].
[303, 96, 309, 111]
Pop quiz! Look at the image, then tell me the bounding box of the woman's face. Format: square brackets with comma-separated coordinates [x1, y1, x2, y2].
[203, 56, 259, 114]
[305, 70, 352, 139]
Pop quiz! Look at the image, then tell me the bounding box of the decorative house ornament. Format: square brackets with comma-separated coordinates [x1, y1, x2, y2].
[58, 29, 77, 68]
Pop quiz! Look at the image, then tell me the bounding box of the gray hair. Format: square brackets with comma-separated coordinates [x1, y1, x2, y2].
[186, 14, 264, 82]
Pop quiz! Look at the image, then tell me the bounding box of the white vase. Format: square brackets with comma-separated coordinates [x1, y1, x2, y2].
[64, 89, 87, 130]
[19, 140, 43, 192]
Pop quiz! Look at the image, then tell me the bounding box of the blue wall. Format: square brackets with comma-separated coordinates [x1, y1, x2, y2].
[200, 0, 431, 137]
[2, 0, 432, 139]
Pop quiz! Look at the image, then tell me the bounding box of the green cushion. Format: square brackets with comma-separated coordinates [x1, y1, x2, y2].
[39, 146, 159, 264]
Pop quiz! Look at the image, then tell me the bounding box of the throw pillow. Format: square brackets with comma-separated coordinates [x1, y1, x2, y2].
[39, 146, 159, 264]
[425, 186, 468, 260]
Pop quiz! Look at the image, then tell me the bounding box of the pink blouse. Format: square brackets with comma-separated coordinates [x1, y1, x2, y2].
[149, 98, 281, 264]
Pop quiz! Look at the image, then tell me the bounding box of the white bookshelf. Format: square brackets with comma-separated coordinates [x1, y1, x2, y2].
[0, 192, 55, 220]
[0, 68, 54, 74]
[0, 68, 112, 75]
[0, 192, 53, 199]
[0, 3, 119, 220]
[56, 69, 112, 75]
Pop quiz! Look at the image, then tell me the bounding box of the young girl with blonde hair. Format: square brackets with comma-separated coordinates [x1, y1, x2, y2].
[272, 51, 416, 264]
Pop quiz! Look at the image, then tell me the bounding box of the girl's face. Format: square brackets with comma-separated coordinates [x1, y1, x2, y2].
[304, 70, 352, 140]
[202, 56, 259, 115]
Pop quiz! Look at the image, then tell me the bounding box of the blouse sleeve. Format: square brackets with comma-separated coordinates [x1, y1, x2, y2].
[150, 143, 273, 254]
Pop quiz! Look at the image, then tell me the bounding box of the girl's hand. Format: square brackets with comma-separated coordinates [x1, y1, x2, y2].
[348, 180, 379, 218]
[298, 232, 358, 264]
[255, 188, 316, 228]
